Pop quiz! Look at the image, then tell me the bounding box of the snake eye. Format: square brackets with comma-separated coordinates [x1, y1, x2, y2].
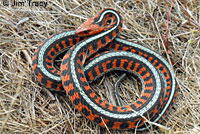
[84, 30, 89, 34]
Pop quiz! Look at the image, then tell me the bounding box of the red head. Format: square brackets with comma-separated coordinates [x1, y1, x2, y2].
[75, 8, 122, 37]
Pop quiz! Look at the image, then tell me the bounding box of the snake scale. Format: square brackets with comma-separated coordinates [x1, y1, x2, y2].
[32, 8, 178, 131]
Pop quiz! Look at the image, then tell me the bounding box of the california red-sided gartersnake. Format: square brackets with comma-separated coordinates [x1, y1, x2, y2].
[32, 8, 178, 131]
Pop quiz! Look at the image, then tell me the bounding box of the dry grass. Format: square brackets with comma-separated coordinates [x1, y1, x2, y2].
[0, 0, 200, 134]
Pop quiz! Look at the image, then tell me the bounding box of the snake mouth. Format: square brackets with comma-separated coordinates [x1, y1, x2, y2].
[75, 17, 104, 37]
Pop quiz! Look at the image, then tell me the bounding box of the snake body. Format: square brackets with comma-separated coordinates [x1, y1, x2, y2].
[32, 8, 178, 131]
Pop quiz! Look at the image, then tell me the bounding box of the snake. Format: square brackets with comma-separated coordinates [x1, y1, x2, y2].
[32, 8, 178, 131]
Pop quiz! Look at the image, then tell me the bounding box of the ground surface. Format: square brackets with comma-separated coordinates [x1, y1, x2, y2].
[0, 0, 200, 134]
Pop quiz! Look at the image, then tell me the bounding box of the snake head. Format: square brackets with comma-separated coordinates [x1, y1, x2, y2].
[75, 17, 105, 36]
[75, 8, 121, 37]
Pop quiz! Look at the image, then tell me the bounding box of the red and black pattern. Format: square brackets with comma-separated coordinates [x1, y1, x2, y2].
[107, 40, 178, 124]
[32, 8, 178, 131]
[32, 31, 86, 91]
[64, 53, 166, 129]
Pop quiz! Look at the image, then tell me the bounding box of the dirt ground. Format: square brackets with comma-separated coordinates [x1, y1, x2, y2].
[0, 0, 200, 134]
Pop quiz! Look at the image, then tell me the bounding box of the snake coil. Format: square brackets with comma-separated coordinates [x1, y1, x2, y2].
[32, 8, 178, 131]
